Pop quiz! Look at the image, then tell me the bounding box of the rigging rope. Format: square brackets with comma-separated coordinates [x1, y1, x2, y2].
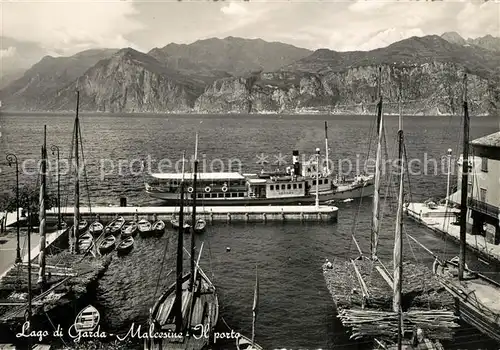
[344, 100, 377, 260]
[152, 233, 171, 302]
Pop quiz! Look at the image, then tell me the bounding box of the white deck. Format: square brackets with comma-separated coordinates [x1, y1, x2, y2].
[405, 202, 500, 262]
[150, 172, 245, 180]
[47, 205, 338, 215]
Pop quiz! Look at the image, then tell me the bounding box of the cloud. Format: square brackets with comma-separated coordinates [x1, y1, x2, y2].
[0, 46, 17, 58]
[348, 0, 389, 13]
[1, 0, 145, 56]
[221, 3, 249, 16]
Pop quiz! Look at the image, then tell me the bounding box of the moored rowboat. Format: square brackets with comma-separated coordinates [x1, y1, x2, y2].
[78, 232, 93, 252]
[74, 305, 100, 333]
[117, 236, 134, 254]
[152, 220, 165, 235]
[104, 216, 125, 236]
[193, 219, 206, 233]
[171, 218, 190, 232]
[78, 220, 88, 235]
[121, 221, 138, 238]
[99, 235, 116, 254]
[89, 221, 104, 236]
[137, 219, 152, 236]
[236, 335, 263, 350]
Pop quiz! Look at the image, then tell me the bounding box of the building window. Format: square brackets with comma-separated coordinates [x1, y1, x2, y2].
[319, 179, 323, 185]
[324, 179, 329, 184]
[270, 185, 274, 190]
[293, 184, 297, 189]
[287, 184, 291, 190]
[480, 188, 487, 202]
[238, 192, 244, 197]
[313, 180, 316, 185]
[281, 184, 286, 190]
[298, 184, 302, 189]
[481, 158, 488, 172]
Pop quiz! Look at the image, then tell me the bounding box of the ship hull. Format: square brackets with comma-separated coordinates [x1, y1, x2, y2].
[433, 260, 500, 342]
[148, 183, 374, 206]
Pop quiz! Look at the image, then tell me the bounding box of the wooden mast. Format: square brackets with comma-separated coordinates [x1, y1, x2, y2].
[393, 100, 404, 349]
[71, 91, 80, 254]
[174, 151, 186, 332]
[190, 134, 199, 290]
[324, 121, 329, 175]
[459, 74, 469, 280]
[37, 125, 47, 286]
[371, 67, 383, 260]
[251, 264, 259, 346]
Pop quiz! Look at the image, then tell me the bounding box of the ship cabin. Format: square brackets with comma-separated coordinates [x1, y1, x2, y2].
[147, 172, 248, 199]
[247, 177, 307, 199]
[301, 160, 334, 192]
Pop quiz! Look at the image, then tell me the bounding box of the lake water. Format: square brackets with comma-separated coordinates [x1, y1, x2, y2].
[1, 113, 499, 349]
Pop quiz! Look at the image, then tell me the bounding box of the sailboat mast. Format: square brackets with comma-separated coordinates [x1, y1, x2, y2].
[190, 134, 199, 290]
[371, 67, 383, 260]
[251, 265, 259, 346]
[175, 152, 186, 332]
[72, 91, 80, 254]
[37, 125, 47, 286]
[393, 102, 404, 349]
[324, 121, 329, 175]
[459, 74, 469, 280]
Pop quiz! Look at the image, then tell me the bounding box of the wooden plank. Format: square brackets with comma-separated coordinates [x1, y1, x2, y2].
[375, 266, 393, 288]
[190, 298, 205, 327]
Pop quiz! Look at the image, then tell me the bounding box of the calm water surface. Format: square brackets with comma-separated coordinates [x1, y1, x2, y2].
[1, 113, 499, 349]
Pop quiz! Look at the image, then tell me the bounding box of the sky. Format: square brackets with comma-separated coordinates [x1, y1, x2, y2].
[1, 0, 499, 69]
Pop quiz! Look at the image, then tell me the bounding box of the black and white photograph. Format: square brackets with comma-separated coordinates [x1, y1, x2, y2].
[0, 0, 499, 349]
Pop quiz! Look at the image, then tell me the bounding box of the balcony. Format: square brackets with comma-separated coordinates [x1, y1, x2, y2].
[468, 198, 500, 219]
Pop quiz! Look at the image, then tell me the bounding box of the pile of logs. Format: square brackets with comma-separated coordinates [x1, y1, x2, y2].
[323, 259, 455, 310]
[337, 309, 459, 341]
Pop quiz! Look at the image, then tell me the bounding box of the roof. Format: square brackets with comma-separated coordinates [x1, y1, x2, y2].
[150, 172, 245, 180]
[470, 131, 500, 148]
[247, 178, 267, 184]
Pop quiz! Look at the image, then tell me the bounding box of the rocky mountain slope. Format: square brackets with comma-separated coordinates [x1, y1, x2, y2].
[1, 35, 499, 115]
[441, 32, 500, 52]
[196, 36, 500, 115]
[148, 36, 312, 76]
[0, 49, 118, 110]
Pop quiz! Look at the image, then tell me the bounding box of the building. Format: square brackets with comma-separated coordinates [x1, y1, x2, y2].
[455, 131, 500, 245]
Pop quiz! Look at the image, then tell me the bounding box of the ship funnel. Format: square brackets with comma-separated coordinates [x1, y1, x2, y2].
[292, 150, 300, 176]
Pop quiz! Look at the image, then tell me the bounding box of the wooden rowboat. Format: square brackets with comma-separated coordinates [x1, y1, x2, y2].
[236, 335, 263, 350]
[89, 221, 104, 236]
[104, 216, 125, 236]
[121, 221, 138, 238]
[171, 218, 190, 233]
[152, 220, 165, 235]
[78, 220, 88, 235]
[117, 237, 134, 254]
[74, 305, 100, 333]
[193, 219, 206, 233]
[138, 219, 152, 236]
[77, 232, 93, 252]
[98, 235, 116, 254]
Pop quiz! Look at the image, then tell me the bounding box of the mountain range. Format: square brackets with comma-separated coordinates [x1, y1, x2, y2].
[1, 33, 499, 115]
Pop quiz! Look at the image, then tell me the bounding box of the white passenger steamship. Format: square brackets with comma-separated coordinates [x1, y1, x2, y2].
[145, 150, 374, 206]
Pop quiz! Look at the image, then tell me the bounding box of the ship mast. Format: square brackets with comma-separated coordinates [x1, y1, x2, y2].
[251, 265, 259, 346]
[174, 151, 186, 332]
[37, 125, 47, 287]
[190, 134, 199, 290]
[71, 91, 80, 254]
[459, 74, 469, 280]
[324, 121, 329, 175]
[393, 100, 404, 349]
[371, 67, 383, 260]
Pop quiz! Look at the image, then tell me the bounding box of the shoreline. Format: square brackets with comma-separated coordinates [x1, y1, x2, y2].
[405, 202, 500, 265]
[0, 110, 492, 118]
